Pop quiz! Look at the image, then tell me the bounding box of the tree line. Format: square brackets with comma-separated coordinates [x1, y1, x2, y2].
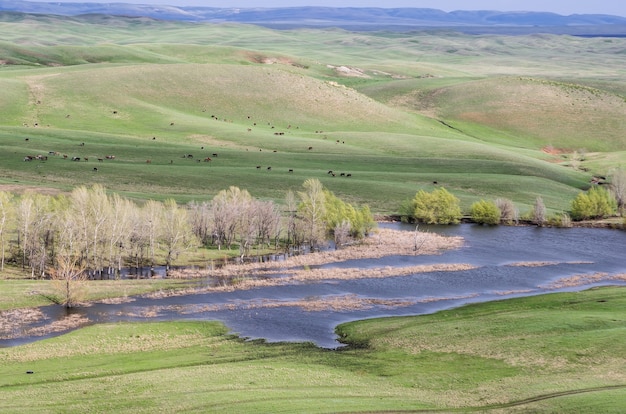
[0, 179, 375, 280]
[399, 168, 626, 226]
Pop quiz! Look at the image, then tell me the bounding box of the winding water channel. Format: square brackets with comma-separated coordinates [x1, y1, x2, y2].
[3, 223, 626, 349]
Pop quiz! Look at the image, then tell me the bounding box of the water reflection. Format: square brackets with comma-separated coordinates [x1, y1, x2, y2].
[2, 223, 625, 349]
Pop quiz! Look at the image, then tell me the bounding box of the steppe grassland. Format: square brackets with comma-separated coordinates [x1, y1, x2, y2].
[1, 287, 624, 413]
[1, 18, 626, 211]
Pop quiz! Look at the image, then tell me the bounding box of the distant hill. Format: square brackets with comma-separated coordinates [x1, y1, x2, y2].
[1, 0, 626, 34]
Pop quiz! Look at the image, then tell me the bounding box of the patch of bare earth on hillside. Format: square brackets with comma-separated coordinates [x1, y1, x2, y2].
[327, 64, 369, 78]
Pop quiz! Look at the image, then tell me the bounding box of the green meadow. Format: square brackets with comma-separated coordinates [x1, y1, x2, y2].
[2, 14, 625, 214]
[2, 13, 626, 413]
[1, 287, 624, 413]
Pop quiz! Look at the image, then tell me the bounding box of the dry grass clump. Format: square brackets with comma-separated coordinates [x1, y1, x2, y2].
[0, 308, 46, 339]
[541, 272, 626, 289]
[159, 229, 467, 297]
[22, 314, 89, 338]
[171, 228, 463, 278]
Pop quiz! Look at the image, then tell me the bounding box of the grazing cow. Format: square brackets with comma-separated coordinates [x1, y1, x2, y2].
[105, 155, 115, 159]
[340, 173, 345, 176]
[247, 128, 252, 132]
[72, 157, 80, 161]
[98, 158, 103, 162]
[433, 181, 438, 185]
[63, 154, 68, 159]
[186, 154, 193, 158]
[152, 137, 156, 140]
[84, 157, 88, 162]
[93, 167, 98, 172]
[25, 138, 29, 141]
[23, 156, 32, 162]
[204, 157, 212, 162]
[146, 159, 152, 164]
[346, 173, 352, 177]
[212, 153, 218, 157]
[308, 146, 313, 150]
[113, 110, 117, 114]
[288, 169, 293, 173]
[256, 165, 261, 169]
[170, 122, 174, 126]
[80, 142, 84, 146]
[328, 170, 333, 174]
[267, 166, 272, 171]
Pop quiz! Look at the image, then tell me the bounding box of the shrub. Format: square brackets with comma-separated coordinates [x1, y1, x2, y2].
[470, 200, 500, 225]
[411, 187, 462, 225]
[571, 186, 617, 220]
[548, 212, 572, 228]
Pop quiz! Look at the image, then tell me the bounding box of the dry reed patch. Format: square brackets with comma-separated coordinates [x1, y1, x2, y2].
[540, 272, 626, 289]
[158, 229, 466, 296]
[97, 297, 136, 305]
[506, 261, 559, 267]
[170, 228, 464, 279]
[0, 308, 46, 339]
[21, 314, 89, 338]
[492, 289, 535, 296]
[289, 263, 476, 282]
[153, 263, 475, 299]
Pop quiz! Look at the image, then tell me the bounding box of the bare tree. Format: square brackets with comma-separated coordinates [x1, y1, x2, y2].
[106, 193, 133, 276]
[255, 200, 281, 248]
[142, 200, 163, 268]
[211, 187, 251, 250]
[49, 255, 87, 308]
[127, 201, 148, 271]
[533, 196, 547, 227]
[16, 193, 53, 278]
[284, 190, 299, 248]
[0, 191, 15, 272]
[609, 167, 626, 216]
[333, 220, 351, 248]
[495, 198, 519, 224]
[161, 199, 197, 274]
[187, 201, 212, 246]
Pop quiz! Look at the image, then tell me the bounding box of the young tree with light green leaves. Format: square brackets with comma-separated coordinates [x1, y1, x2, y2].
[470, 200, 500, 225]
[410, 187, 462, 224]
[571, 186, 616, 220]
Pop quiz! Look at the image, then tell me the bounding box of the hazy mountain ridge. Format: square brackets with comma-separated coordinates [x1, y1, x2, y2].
[1, 0, 626, 33]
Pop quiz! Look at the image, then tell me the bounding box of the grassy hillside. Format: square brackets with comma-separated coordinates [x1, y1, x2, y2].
[1, 14, 625, 213]
[1, 287, 624, 413]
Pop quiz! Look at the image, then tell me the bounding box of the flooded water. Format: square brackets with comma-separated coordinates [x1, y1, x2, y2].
[2, 223, 626, 349]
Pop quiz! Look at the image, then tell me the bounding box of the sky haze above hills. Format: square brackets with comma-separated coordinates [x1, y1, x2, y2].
[23, 1, 626, 18]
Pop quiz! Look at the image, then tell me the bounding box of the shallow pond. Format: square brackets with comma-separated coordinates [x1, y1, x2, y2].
[2, 223, 626, 349]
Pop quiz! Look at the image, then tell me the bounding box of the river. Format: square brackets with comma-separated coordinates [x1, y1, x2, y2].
[2, 223, 625, 349]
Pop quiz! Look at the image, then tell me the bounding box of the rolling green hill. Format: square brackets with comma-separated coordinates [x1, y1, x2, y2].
[1, 13, 625, 214]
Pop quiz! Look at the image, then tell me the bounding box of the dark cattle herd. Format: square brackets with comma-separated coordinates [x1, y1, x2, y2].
[19, 112, 355, 178]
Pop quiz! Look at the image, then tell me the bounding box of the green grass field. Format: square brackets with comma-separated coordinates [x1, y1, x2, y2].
[2, 15, 625, 214]
[1, 15, 626, 412]
[1, 286, 624, 413]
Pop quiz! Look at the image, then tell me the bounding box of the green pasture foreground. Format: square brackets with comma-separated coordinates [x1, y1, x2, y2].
[1, 286, 624, 413]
